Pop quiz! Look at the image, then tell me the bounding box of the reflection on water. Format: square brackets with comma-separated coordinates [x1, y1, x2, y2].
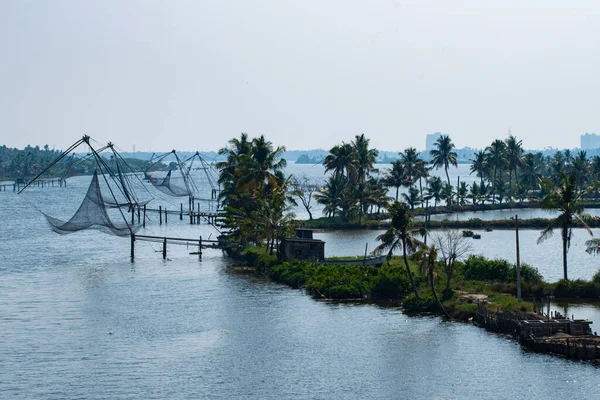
[2, 169, 600, 399]
[315, 228, 600, 282]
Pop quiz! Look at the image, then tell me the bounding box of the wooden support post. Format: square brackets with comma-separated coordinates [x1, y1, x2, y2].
[163, 238, 167, 259]
[515, 215, 522, 302]
[143, 205, 146, 228]
[130, 233, 135, 262]
[131, 206, 135, 225]
[180, 203, 183, 220]
[165, 208, 168, 224]
[198, 236, 202, 259]
[137, 206, 141, 223]
[189, 211, 193, 224]
[159, 206, 162, 224]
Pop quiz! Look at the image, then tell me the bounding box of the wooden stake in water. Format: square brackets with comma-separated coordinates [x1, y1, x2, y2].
[515, 214, 522, 302]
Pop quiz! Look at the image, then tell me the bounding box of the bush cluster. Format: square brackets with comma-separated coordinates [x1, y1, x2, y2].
[463, 255, 542, 284]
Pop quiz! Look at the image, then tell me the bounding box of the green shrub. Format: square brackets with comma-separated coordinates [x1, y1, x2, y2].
[552, 279, 600, 298]
[593, 269, 600, 284]
[463, 255, 511, 282]
[402, 292, 437, 312]
[371, 266, 411, 299]
[463, 255, 542, 284]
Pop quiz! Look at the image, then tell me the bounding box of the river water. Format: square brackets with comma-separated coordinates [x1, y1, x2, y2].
[1, 167, 600, 399]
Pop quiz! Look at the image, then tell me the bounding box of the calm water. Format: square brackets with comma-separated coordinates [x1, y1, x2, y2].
[1, 168, 600, 399]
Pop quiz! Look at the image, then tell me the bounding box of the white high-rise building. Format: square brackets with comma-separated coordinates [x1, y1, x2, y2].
[581, 133, 600, 150]
[425, 132, 443, 151]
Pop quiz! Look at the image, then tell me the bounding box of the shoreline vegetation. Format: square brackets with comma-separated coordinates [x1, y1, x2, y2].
[239, 246, 600, 319]
[214, 132, 600, 360]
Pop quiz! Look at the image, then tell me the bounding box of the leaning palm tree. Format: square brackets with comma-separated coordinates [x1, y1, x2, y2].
[537, 174, 593, 280]
[415, 244, 450, 318]
[429, 135, 458, 186]
[375, 201, 422, 298]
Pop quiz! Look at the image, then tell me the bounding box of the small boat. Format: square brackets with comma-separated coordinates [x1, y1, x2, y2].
[472, 234, 481, 239]
[319, 255, 387, 267]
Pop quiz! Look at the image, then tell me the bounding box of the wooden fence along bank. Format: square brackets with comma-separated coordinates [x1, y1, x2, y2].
[474, 302, 600, 360]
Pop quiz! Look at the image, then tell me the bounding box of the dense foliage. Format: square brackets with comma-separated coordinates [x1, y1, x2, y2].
[216, 133, 296, 253]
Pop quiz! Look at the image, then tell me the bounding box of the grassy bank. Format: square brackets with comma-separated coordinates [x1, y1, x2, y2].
[301, 215, 600, 231]
[240, 247, 600, 320]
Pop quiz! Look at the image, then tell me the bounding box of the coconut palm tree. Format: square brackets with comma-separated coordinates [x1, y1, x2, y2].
[400, 147, 419, 189]
[323, 142, 355, 179]
[415, 244, 450, 318]
[519, 153, 541, 197]
[505, 135, 523, 197]
[352, 133, 378, 184]
[381, 159, 406, 201]
[485, 139, 507, 203]
[375, 201, 422, 298]
[426, 176, 443, 208]
[415, 159, 430, 200]
[470, 150, 488, 188]
[402, 187, 421, 210]
[429, 135, 458, 186]
[537, 173, 593, 280]
[314, 174, 346, 218]
[570, 150, 589, 189]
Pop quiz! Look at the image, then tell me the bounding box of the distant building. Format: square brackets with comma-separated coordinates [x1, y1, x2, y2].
[426, 132, 443, 152]
[581, 133, 600, 150]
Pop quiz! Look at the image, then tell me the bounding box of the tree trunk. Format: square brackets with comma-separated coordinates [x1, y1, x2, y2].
[430, 272, 450, 319]
[562, 226, 569, 280]
[445, 165, 451, 186]
[395, 186, 399, 201]
[403, 239, 419, 299]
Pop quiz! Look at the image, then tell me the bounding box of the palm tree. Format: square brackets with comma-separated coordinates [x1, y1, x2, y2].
[314, 174, 346, 218]
[352, 134, 379, 222]
[323, 142, 355, 179]
[485, 139, 507, 203]
[426, 176, 443, 208]
[216, 132, 253, 205]
[457, 182, 468, 207]
[400, 147, 419, 188]
[441, 182, 454, 208]
[429, 135, 457, 186]
[570, 151, 589, 189]
[402, 187, 421, 210]
[415, 159, 430, 200]
[381, 160, 406, 201]
[505, 135, 523, 197]
[470, 150, 488, 188]
[537, 174, 593, 280]
[352, 133, 378, 183]
[590, 155, 600, 179]
[240, 135, 287, 194]
[375, 201, 422, 298]
[415, 244, 450, 318]
[520, 153, 540, 197]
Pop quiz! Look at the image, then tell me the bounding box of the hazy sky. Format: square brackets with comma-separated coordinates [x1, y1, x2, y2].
[1, 0, 598, 152]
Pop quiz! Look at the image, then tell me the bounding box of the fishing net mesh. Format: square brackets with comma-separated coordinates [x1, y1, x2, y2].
[44, 171, 139, 237]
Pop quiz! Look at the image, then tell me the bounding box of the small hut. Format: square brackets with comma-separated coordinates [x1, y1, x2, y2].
[279, 229, 325, 262]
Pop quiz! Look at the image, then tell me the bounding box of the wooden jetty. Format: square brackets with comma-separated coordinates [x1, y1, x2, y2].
[1, 178, 65, 192]
[124, 203, 219, 228]
[131, 233, 223, 261]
